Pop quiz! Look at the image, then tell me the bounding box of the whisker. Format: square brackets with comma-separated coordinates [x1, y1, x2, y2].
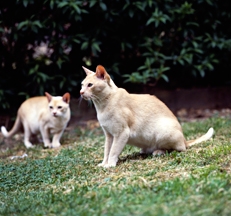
[77, 97, 83, 107]
[87, 100, 93, 107]
[91, 95, 102, 104]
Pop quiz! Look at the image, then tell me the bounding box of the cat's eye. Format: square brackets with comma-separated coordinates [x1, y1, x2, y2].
[58, 106, 62, 109]
[88, 83, 93, 87]
[49, 106, 53, 109]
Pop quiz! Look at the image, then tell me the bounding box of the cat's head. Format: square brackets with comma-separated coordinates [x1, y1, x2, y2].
[80, 65, 114, 101]
[45, 92, 70, 117]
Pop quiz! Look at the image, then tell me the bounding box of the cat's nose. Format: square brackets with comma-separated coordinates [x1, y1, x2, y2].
[80, 90, 84, 95]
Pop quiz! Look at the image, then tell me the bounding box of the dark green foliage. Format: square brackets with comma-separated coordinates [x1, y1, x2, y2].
[1, 0, 231, 111]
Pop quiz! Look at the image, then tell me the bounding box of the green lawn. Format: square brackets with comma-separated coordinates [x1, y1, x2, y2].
[0, 117, 231, 216]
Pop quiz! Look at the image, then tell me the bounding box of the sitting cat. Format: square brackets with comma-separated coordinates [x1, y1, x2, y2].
[80, 65, 214, 168]
[1, 92, 71, 148]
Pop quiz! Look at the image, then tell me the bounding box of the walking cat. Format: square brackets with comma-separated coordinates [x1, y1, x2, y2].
[1, 92, 71, 148]
[80, 65, 214, 168]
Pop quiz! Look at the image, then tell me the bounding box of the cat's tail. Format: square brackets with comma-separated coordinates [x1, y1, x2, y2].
[1, 115, 21, 138]
[186, 127, 214, 147]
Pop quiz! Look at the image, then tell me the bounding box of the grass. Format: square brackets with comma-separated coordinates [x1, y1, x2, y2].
[0, 117, 231, 216]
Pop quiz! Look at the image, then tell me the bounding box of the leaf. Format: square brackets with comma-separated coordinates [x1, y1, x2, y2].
[73, 39, 80, 44]
[192, 41, 198, 48]
[200, 70, 205, 77]
[122, 3, 130, 11]
[81, 42, 88, 50]
[57, 2, 69, 8]
[134, 2, 145, 11]
[29, 65, 39, 75]
[89, 0, 97, 7]
[206, 63, 214, 71]
[155, 20, 159, 28]
[186, 22, 199, 27]
[31, 26, 38, 33]
[92, 42, 101, 52]
[178, 59, 184, 65]
[100, 2, 107, 11]
[50, 0, 54, 9]
[161, 74, 169, 82]
[71, 3, 81, 14]
[137, 65, 147, 71]
[146, 18, 155, 26]
[56, 58, 64, 69]
[180, 48, 186, 55]
[33, 20, 43, 28]
[160, 66, 170, 73]
[23, 0, 29, 7]
[129, 9, 134, 18]
[37, 72, 49, 82]
[17, 20, 29, 30]
[194, 49, 203, 54]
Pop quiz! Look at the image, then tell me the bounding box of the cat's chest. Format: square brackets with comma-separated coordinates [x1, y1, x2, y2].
[97, 111, 126, 134]
[43, 115, 69, 132]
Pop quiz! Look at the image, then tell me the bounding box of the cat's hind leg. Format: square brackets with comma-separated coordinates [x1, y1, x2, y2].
[22, 122, 34, 148]
[152, 133, 186, 156]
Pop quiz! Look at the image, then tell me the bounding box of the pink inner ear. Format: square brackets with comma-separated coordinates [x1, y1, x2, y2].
[45, 92, 52, 102]
[63, 93, 70, 104]
[96, 65, 106, 80]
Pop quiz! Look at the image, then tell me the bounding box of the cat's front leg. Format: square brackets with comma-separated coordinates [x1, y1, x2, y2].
[103, 129, 129, 168]
[98, 130, 113, 167]
[51, 131, 64, 148]
[40, 126, 51, 148]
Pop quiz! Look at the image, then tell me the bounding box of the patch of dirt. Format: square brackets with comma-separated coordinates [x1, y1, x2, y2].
[1, 93, 231, 152]
[176, 108, 231, 122]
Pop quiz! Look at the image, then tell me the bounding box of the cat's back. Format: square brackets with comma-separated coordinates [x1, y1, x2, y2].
[117, 89, 174, 117]
[20, 96, 47, 108]
[18, 96, 48, 116]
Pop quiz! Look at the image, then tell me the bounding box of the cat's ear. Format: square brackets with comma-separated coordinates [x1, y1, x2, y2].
[96, 65, 110, 82]
[62, 92, 70, 104]
[82, 66, 95, 76]
[45, 92, 52, 102]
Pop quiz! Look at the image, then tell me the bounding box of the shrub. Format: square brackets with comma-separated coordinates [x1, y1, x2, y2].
[1, 0, 231, 111]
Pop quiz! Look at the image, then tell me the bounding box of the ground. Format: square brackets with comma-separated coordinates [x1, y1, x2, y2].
[0, 99, 231, 152]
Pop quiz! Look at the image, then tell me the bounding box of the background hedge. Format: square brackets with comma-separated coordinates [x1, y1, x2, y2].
[1, 0, 231, 113]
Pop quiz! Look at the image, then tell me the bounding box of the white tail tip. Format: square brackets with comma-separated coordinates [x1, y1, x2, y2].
[1, 126, 9, 137]
[206, 127, 214, 139]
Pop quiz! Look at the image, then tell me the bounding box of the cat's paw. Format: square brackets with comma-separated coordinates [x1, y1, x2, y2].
[152, 149, 166, 156]
[24, 141, 34, 149]
[50, 142, 61, 148]
[44, 142, 52, 148]
[97, 163, 104, 167]
[98, 162, 107, 167]
[102, 161, 117, 168]
[103, 163, 116, 168]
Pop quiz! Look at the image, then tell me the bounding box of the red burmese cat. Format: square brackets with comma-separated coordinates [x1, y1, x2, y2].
[80, 65, 214, 168]
[1, 92, 71, 148]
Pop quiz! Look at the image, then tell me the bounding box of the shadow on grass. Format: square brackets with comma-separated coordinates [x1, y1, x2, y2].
[118, 152, 152, 165]
[117, 149, 177, 166]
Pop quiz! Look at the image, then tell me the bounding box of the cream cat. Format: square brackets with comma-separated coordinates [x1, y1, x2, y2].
[1, 92, 71, 148]
[80, 65, 214, 168]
